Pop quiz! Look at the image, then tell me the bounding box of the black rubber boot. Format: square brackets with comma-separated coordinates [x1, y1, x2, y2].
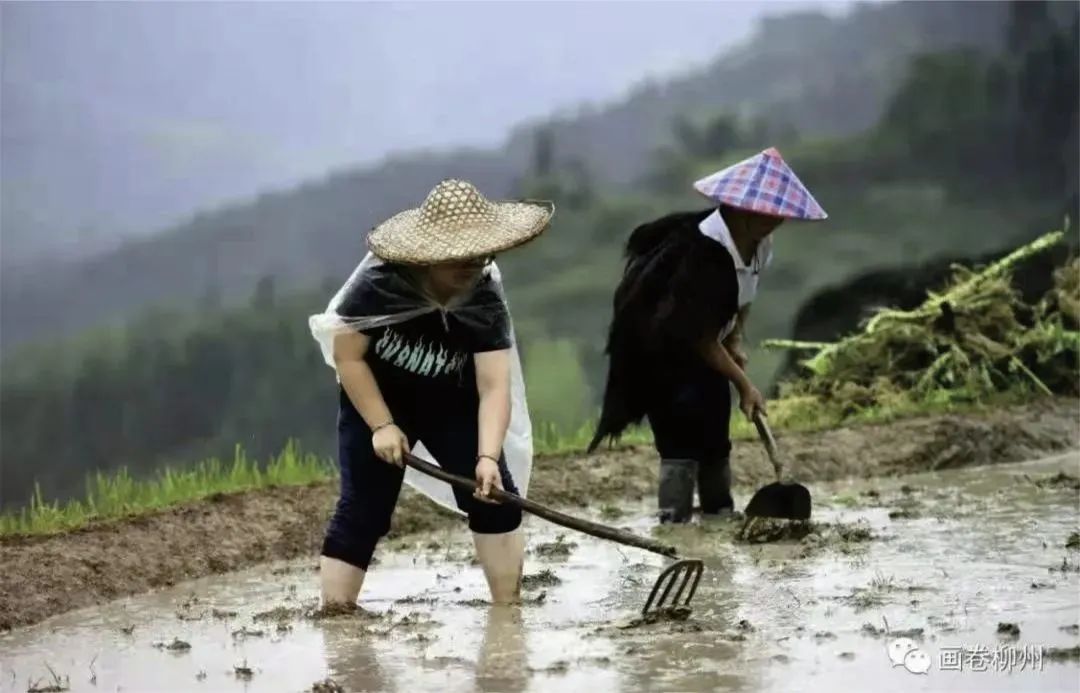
[658, 459, 697, 524]
[698, 455, 735, 516]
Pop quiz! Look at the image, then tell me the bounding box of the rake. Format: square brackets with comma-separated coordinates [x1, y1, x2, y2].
[403, 452, 704, 616]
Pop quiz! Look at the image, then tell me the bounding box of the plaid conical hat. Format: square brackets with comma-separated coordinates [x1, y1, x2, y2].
[367, 179, 554, 264]
[692, 147, 827, 220]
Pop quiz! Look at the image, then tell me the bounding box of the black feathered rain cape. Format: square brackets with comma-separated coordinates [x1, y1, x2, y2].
[587, 208, 740, 452]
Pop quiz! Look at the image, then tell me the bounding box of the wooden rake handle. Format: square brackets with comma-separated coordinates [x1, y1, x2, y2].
[752, 410, 785, 481]
[402, 452, 678, 559]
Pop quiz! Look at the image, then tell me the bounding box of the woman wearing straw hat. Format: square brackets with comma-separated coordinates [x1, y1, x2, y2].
[587, 147, 827, 523]
[309, 179, 553, 605]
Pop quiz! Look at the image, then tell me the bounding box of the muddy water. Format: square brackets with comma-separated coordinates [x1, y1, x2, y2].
[2, 453, 1078, 693]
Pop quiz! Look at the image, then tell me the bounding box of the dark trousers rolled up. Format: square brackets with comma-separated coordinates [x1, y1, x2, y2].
[322, 388, 522, 570]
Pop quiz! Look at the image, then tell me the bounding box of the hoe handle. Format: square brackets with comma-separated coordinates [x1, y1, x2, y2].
[403, 452, 678, 558]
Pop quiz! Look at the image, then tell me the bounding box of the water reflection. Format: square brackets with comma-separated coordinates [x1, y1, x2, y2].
[475, 606, 527, 692]
[317, 618, 390, 693]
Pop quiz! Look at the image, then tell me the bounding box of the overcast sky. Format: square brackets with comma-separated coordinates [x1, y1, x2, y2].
[1, 0, 858, 265]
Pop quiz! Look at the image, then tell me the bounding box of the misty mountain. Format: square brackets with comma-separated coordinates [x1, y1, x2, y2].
[1, 0, 842, 270]
[3, 0, 1075, 510]
[1, 1, 1010, 351]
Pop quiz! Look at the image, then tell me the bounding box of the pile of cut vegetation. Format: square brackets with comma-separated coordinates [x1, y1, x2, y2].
[767, 229, 1078, 411]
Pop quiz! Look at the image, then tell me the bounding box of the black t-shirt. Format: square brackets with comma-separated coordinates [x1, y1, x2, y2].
[335, 264, 513, 406]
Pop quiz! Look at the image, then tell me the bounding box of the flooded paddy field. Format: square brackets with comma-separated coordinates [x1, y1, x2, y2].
[3, 450, 1078, 692]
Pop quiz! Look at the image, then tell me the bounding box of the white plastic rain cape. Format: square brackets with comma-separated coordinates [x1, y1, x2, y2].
[308, 252, 533, 514]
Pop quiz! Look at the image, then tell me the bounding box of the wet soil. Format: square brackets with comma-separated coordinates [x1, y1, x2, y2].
[2, 452, 1077, 693]
[1, 396, 1076, 631]
[521, 570, 561, 589]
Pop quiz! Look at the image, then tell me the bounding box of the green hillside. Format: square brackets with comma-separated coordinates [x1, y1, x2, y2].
[2, 1, 1076, 511]
[0, 1, 1011, 351]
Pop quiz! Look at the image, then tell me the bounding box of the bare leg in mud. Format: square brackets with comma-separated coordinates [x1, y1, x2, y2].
[319, 556, 366, 605]
[320, 529, 522, 606]
[473, 529, 525, 603]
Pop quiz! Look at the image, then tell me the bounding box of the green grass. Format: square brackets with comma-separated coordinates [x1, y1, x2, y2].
[532, 418, 654, 455]
[1, 419, 649, 537]
[1, 385, 1047, 538]
[0, 441, 332, 536]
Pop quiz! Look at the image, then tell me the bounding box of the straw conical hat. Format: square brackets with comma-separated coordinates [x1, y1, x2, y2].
[692, 147, 827, 220]
[367, 179, 554, 264]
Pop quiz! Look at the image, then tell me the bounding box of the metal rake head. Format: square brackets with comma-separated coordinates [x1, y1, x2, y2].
[642, 559, 704, 616]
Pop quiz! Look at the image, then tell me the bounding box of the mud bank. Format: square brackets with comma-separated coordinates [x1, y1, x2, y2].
[3, 452, 1078, 693]
[2, 397, 1076, 631]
